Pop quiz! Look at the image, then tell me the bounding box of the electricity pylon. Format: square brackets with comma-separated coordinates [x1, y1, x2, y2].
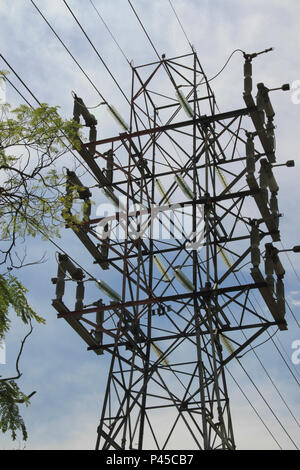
[52, 49, 291, 450]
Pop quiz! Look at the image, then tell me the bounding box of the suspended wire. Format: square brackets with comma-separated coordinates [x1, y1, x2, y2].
[226, 258, 300, 440]
[237, 328, 279, 359]
[268, 330, 300, 387]
[0, 53, 42, 106]
[0, 74, 98, 281]
[126, 0, 191, 173]
[169, 2, 244, 91]
[168, 0, 193, 49]
[31, 0, 159, 151]
[236, 356, 299, 449]
[1, 74, 33, 108]
[30, 0, 106, 102]
[230, 268, 300, 432]
[127, 0, 161, 61]
[204, 49, 245, 84]
[226, 367, 283, 449]
[0, 54, 101, 188]
[25, 4, 164, 214]
[274, 334, 300, 380]
[225, 295, 300, 431]
[236, 268, 300, 386]
[81, 0, 184, 179]
[240, 336, 300, 431]
[88, 0, 132, 66]
[0, 76, 113, 287]
[62, 0, 131, 106]
[286, 297, 300, 330]
[230, 264, 300, 389]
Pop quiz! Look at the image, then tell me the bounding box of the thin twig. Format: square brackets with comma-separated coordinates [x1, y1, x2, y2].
[0, 318, 33, 382]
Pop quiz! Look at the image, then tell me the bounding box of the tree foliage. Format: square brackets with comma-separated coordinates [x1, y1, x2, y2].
[0, 380, 30, 442]
[0, 76, 81, 442]
[0, 274, 45, 341]
[0, 101, 80, 264]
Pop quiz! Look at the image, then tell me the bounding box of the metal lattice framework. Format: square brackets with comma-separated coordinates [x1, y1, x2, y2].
[52, 50, 288, 450]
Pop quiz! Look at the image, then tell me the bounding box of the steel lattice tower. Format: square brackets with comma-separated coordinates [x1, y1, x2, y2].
[52, 50, 289, 450]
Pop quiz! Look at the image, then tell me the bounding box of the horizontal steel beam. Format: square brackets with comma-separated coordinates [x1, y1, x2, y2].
[57, 281, 266, 320]
[83, 188, 260, 227]
[83, 107, 256, 147]
[87, 321, 278, 351]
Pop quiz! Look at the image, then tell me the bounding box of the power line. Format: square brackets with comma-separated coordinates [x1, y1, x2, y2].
[205, 49, 245, 84]
[0, 59, 155, 299]
[167, 2, 245, 86]
[236, 356, 299, 449]
[286, 298, 300, 330]
[227, 299, 300, 431]
[274, 334, 300, 380]
[30, 0, 106, 102]
[0, 53, 41, 106]
[1, 75, 33, 108]
[30, 0, 153, 137]
[269, 333, 300, 387]
[0, 54, 100, 188]
[247, 345, 300, 431]
[168, 0, 193, 50]
[62, 0, 131, 106]
[226, 367, 282, 449]
[223, 297, 300, 441]
[127, 0, 161, 61]
[88, 0, 132, 66]
[237, 328, 279, 359]
[0, 71, 101, 282]
[64, 1, 188, 179]
[237, 270, 300, 386]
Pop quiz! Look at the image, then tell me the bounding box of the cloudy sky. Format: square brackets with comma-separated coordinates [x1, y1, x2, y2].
[1, 0, 300, 450]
